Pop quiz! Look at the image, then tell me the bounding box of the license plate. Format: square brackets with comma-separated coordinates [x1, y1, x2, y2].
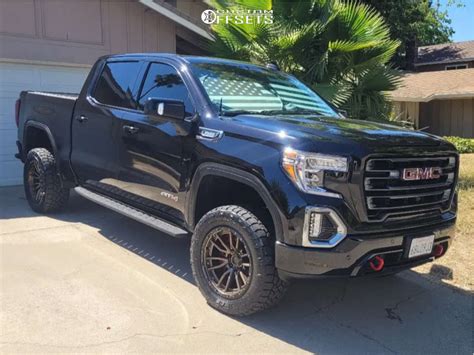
[408, 235, 434, 258]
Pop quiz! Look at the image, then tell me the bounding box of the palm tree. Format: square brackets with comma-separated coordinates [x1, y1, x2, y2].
[208, 0, 401, 120]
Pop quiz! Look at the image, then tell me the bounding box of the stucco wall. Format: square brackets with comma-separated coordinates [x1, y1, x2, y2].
[0, 0, 177, 65]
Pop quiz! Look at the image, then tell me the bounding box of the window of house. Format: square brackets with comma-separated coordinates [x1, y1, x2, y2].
[137, 63, 194, 116]
[445, 64, 468, 70]
[93, 61, 141, 109]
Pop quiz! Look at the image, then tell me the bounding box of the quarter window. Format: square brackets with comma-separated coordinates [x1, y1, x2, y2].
[138, 63, 194, 116]
[93, 61, 141, 109]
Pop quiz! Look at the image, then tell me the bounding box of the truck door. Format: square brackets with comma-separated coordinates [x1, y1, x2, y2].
[71, 60, 143, 193]
[114, 61, 195, 223]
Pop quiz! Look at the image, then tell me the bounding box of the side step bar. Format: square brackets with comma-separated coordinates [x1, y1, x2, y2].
[74, 187, 188, 238]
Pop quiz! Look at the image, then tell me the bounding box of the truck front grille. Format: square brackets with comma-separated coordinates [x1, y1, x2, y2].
[364, 156, 457, 221]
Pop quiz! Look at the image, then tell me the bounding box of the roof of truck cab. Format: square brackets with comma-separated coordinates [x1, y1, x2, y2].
[106, 53, 268, 70]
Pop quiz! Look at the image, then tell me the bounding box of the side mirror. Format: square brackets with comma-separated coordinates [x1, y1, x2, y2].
[144, 98, 185, 120]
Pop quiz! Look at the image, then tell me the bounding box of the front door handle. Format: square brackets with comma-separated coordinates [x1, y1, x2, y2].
[76, 115, 88, 123]
[123, 125, 140, 134]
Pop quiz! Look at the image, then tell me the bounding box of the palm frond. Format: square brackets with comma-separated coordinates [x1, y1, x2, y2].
[208, 0, 401, 120]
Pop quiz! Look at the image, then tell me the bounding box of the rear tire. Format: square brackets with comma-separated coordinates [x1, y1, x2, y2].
[190, 205, 288, 316]
[24, 148, 69, 213]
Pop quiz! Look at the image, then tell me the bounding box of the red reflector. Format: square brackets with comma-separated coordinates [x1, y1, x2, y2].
[15, 99, 21, 127]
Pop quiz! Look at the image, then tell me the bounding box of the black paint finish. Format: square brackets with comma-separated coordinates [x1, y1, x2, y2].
[16, 53, 459, 278]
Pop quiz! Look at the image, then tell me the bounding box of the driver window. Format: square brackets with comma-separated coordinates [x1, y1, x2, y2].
[138, 63, 194, 116]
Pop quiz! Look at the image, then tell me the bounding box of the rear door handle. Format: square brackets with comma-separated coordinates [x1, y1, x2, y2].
[123, 125, 139, 134]
[76, 115, 88, 123]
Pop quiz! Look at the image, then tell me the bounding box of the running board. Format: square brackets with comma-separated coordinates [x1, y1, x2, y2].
[74, 187, 188, 238]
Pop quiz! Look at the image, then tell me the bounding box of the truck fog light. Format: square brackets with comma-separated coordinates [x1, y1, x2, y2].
[303, 207, 347, 248]
[308, 213, 337, 241]
[308, 212, 323, 238]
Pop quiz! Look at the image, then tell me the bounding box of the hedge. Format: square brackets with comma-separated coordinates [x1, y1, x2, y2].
[443, 137, 474, 154]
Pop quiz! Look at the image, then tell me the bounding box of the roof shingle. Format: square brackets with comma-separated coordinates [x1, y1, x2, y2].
[416, 40, 474, 66]
[389, 68, 474, 102]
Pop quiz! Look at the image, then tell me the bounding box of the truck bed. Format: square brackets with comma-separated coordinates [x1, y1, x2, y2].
[17, 90, 79, 178]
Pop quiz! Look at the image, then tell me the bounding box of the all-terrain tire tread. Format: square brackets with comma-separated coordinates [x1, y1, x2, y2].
[24, 148, 69, 213]
[191, 205, 288, 316]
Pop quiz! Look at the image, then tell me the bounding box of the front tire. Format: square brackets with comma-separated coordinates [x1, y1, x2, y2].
[24, 148, 69, 213]
[190, 205, 288, 316]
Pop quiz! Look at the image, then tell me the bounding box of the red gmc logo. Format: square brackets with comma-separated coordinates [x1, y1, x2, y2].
[402, 167, 442, 181]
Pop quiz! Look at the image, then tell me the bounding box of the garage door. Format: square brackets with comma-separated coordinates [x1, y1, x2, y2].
[0, 62, 90, 186]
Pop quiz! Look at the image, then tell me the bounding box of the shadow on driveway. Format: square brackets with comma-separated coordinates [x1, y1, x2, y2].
[1, 187, 472, 354]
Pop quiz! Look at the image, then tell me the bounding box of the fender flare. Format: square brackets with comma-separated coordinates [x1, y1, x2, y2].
[23, 121, 59, 160]
[22, 121, 65, 181]
[186, 162, 287, 242]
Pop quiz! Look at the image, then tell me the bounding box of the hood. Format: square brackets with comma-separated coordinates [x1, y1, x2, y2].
[224, 114, 451, 155]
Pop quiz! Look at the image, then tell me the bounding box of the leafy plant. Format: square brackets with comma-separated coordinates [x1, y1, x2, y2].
[362, 0, 464, 69]
[208, 0, 401, 120]
[444, 136, 474, 154]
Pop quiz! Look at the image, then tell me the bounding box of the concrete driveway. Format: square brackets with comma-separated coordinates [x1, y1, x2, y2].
[0, 186, 472, 354]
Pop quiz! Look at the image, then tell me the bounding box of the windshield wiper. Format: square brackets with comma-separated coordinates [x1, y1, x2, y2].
[221, 108, 328, 117]
[221, 110, 260, 117]
[283, 108, 325, 116]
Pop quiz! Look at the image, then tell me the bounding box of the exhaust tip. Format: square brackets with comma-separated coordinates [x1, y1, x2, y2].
[433, 244, 445, 257]
[369, 255, 385, 272]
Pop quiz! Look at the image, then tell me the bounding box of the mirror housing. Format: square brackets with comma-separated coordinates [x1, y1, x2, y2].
[144, 98, 185, 120]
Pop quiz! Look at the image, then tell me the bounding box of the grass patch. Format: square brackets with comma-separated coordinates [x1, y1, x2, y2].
[458, 153, 474, 190]
[415, 154, 474, 290]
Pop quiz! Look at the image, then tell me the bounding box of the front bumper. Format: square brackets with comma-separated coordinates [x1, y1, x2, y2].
[275, 220, 455, 279]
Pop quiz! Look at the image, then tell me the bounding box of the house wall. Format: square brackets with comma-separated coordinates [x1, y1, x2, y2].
[415, 60, 474, 72]
[392, 101, 419, 127]
[419, 98, 474, 138]
[0, 0, 177, 66]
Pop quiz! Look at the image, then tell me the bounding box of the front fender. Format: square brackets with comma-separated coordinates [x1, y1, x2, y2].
[185, 162, 288, 242]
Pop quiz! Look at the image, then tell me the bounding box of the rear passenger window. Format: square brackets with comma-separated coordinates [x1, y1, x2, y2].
[137, 63, 194, 116]
[93, 61, 141, 109]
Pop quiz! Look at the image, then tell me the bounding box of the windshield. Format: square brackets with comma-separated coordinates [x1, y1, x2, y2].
[190, 62, 338, 118]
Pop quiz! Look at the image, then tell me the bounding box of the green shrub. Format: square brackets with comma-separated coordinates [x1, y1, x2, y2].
[443, 136, 474, 154]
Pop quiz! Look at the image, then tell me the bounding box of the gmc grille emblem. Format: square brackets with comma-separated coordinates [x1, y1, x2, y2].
[402, 167, 442, 181]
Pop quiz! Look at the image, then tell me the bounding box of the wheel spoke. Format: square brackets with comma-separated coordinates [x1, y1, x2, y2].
[210, 240, 227, 254]
[35, 189, 44, 203]
[234, 235, 239, 250]
[235, 272, 241, 291]
[208, 261, 228, 270]
[214, 235, 232, 254]
[206, 257, 227, 262]
[241, 263, 250, 268]
[239, 270, 248, 286]
[216, 268, 232, 287]
[33, 160, 41, 174]
[223, 270, 233, 292]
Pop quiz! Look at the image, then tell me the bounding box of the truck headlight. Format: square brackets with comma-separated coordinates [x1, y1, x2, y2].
[282, 148, 348, 197]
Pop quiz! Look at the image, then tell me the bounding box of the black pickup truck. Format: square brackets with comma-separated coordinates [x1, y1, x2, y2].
[15, 54, 458, 316]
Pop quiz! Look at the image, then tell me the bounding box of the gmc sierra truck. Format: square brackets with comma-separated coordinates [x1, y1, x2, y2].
[15, 54, 458, 316]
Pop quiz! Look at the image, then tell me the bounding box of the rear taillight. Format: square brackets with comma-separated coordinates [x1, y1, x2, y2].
[15, 98, 21, 127]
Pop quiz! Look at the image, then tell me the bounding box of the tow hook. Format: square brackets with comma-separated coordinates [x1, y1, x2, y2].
[368, 255, 385, 272]
[433, 244, 445, 257]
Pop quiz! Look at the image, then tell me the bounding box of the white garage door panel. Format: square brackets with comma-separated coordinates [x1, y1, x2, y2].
[0, 160, 23, 186]
[0, 62, 90, 186]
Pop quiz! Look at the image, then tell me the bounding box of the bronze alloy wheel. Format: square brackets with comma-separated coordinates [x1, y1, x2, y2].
[201, 226, 252, 298]
[27, 158, 45, 205]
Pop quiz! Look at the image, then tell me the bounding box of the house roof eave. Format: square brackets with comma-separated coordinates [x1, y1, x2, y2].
[139, 0, 214, 41]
